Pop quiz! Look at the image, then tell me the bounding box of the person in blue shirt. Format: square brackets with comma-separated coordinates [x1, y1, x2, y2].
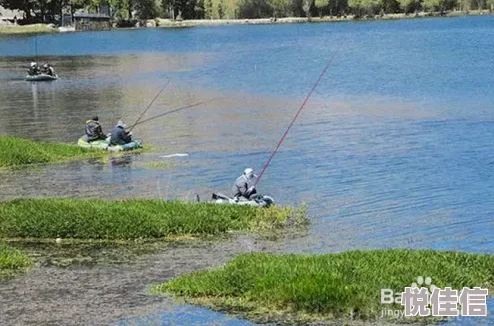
[110, 120, 132, 146]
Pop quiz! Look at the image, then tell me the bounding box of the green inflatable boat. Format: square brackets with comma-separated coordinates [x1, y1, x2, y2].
[25, 74, 59, 82]
[77, 136, 143, 152]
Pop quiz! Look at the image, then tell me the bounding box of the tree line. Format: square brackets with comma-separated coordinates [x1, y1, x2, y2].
[1, 0, 493, 24]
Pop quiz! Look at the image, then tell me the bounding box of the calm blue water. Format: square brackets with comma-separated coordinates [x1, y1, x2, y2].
[1, 16, 494, 325]
[114, 299, 494, 325]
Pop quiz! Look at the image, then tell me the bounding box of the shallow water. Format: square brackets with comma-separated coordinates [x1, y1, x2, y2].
[1, 16, 494, 325]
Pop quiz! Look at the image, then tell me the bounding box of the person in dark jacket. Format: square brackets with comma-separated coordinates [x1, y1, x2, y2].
[232, 168, 258, 200]
[85, 116, 107, 142]
[110, 120, 132, 146]
[42, 63, 55, 76]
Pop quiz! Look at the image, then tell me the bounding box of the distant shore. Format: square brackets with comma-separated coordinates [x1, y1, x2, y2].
[0, 10, 492, 36]
[153, 10, 493, 29]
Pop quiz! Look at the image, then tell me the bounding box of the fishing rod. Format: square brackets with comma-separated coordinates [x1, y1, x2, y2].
[133, 97, 224, 127]
[253, 39, 347, 187]
[127, 78, 171, 132]
[35, 34, 38, 61]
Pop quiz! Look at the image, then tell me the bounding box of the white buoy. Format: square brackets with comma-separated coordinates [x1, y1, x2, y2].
[160, 153, 189, 158]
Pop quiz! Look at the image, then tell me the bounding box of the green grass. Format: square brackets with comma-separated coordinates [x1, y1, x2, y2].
[153, 250, 494, 324]
[0, 136, 147, 168]
[0, 198, 308, 240]
[0, 24, 58, 35]
[0, 245, 32, 279]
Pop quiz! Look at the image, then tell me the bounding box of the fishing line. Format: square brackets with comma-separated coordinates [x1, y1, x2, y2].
[133, 97, 224, 127]
[254, 38, 347, 187]
[128, 78, 171, 132]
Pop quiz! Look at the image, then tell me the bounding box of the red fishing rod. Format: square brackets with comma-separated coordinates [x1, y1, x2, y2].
[253, 39, 347, 187]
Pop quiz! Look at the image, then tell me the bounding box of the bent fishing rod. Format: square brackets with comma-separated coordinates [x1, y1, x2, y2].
[253, 39, 347, 187]
[132, 97, 224, 127]
[127, 78, 171, 132]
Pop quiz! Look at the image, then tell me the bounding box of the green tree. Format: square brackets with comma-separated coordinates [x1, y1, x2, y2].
[194, 0, 205, 18]
[203, 0, 213, 17]
[381, 0, 398, 12]
[107, 0, 134, 20]
[161, 0, 175, 18]
[267, 0, 289, 16]
[396, 0, 419, 13]
[487, 0, 494, 10]
[217, 0, 224, 17]
[471, 0, 485, 9]
[458, 0, 472, 10]
[302, 0, 313, 17]
[238, 0, 273, 18]
[315, 0, 329, 16]
[349, 0, 381, 16]
[134, 0, 159, 18]
[422, 0, 456, 12]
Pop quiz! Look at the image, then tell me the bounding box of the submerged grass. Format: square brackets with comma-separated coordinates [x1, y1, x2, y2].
[137, 161, 174, 169]
[6, 239, 169, 268]
[0, 245, 32, 279]
[153, 250, 494, 324]
[0, 198, 308, 240]
[0, 136, 147, 168]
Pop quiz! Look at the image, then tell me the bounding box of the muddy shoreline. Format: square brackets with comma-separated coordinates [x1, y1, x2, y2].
[0, 235, 288, 326]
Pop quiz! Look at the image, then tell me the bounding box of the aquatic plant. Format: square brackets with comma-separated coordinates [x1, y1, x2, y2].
[137, 161, 174, 169]
[0, 136, 146, 168]
[0, 198, 308, 239]
[153, 249, 494, 323]
[0, 245, 32, 279]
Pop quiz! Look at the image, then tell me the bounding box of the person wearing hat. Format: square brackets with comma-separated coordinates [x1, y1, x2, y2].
[110, 120, 132, 146]
[232, 168, 258, 200]
[85, 116, 107, 142]
[42, 63, 55, 76]
[28, 62, 39, 76]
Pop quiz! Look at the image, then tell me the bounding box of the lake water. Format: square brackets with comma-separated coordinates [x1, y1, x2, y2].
[1, 15, 494, 325]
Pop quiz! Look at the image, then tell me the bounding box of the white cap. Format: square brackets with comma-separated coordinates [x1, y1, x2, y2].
[30, 62, 36, 67]
[117, 120, 126, 128]
[244, 168, 257, 179]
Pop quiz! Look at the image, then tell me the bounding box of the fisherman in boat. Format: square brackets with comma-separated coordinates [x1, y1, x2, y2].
[109, 120, 133, 146]
[232, 168, 258, 201]
[85, 116, 107, 142]
[28, 62, 40, 75]
[42, 63, 55, 76]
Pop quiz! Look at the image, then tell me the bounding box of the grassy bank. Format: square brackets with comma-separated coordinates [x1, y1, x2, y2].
[153, 250, 494, 324]
[0, 198, 308, 240]
[0, 24, 58, 35]
[0, 245, 32, 279]
[0, 136, 145, 168]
